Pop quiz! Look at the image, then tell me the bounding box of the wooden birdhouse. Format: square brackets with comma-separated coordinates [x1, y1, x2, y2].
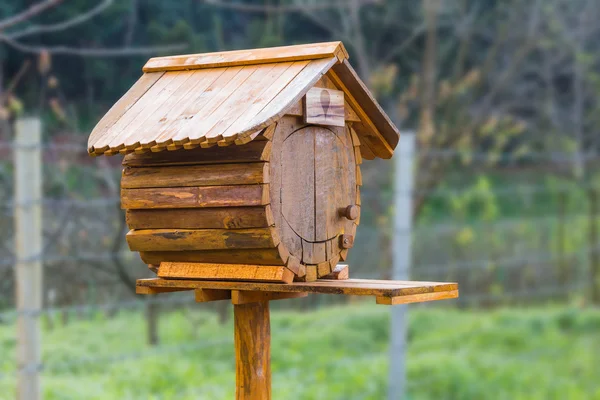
[87, 42, 400, 284]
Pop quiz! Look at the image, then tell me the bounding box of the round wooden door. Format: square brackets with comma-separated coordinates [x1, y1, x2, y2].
[278, 124, 357, 265]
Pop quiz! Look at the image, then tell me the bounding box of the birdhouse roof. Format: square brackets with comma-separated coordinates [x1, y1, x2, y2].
[87, 42, 399, 159]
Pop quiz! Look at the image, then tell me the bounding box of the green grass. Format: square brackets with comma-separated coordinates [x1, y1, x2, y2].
[1, 303, 599, 399]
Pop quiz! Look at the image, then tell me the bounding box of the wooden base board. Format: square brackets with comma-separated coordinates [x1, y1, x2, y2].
[158, 262, 294, 284]
[137, 278, 458, 306]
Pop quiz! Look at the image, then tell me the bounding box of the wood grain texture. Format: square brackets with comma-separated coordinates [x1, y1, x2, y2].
[128, 68, 227, 150]
[304, 87, 345, 127]
[329, 62, 399, 158]
[126, 227, 278, 252]
[158, 262, 294, 283]
[135, 286, 192, 295]
[92, 71, 182, 152]
[137, 277, 459, 298]
[234, 301, 271, 400]
[88, 72, 164, 152]
[231, 290, 307, 305]
[322, 263, 348, 280]
[122, 140, 271, 167]
[121, 185, 269, 209]
[126, 207, 272, 230]
[121, 162, 268, 188]
[143, 41, 348, 72]
[376, 290, 459, 305]
[280, 126, 315, 241]
[212, 62, 308, 144]
[195, 289, 232, 303]
[139, 248, 286, 266]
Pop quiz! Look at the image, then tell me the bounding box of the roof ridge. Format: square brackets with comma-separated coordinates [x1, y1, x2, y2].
[142, 41, 348, 73]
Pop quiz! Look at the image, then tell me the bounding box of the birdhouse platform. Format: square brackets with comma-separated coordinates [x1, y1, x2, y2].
[136, 274, 458, 399]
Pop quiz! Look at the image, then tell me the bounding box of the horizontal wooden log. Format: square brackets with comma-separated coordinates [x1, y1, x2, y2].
[122, 162, 269, 189]
[158, 262, 294, 284]
[122, 140, 271, 167]
[139, 248, 287, 266]
[127, 227, 279, 252]
[121, 184, 269, 209]
[126, 206, 273, 229]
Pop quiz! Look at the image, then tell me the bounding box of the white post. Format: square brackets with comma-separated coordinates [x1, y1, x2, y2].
[389, 132, 415, 400]
[14, 118, 43, 400]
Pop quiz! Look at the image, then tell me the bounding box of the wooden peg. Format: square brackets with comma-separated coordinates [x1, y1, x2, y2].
[342, 205, 359, 221]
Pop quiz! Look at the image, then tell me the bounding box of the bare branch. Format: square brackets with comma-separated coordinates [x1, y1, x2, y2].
[0, 0, 63, 31]
[8, 0, 114, 40]
[0, 35, 187, 57]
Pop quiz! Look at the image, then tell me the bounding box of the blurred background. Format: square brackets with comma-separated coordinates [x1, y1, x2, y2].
[1, 0, 600, 399]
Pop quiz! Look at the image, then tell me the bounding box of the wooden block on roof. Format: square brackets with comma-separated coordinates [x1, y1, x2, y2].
[304, 87, 345, 127]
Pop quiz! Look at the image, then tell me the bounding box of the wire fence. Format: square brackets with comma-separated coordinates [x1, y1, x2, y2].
[1, 137, 599, 395]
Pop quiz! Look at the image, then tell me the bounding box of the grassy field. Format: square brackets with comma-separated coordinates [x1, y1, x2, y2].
[0, 302, 599, 399]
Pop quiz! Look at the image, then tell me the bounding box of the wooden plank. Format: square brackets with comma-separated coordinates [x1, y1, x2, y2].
[285, 255, 303, 277]
[317, 260, 332, 278]
[92, 72, 181, 153]
[122, 140, 270, 167]
[304, 87, 345, 127]
[328, 62, 399, 158]
[234, 301, 271, 400]
[204, 62, 299, 144]
[221, 62, 308, 144]
[195, 289, 232, 303]
[281, 126, 315, 241]
[231, 290, 307, 305]
[143, 41, 348, 72]
[121, 184, 269, 209]
[313, 75, 360, 123]
[126, 207, 272, 230]
[137, 68, 233, 150]
[241, 57, 337, 138]
[108, 71, 198, 151]
[139, 248, 286, 266]
[150, 66, 246, 147]
[285, 100, 303, 116]
[136, 286, 192, 294]
[127, 69, 227, 151]
[170, 66, 258, 146]
[88, 72, 164, 152]
[198, 63, 282, 144]
[158, 262, 294, 284]
[122, 162, 268, 189]
[321, 263, 348, 280]
[126, 227, 279, 252]
[376, 290, 459, 305]
[137, 278, 458, 298]
[305, 265, 318, 282]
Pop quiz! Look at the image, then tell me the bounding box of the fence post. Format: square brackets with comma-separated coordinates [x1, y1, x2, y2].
[589, 188, 599, 304]
[14, 118, 43, 400]
[389, 132, 415, 400]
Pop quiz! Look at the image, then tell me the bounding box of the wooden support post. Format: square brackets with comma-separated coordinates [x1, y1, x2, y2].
[14, 118, 43, 400]
[234, 301, 271, 400]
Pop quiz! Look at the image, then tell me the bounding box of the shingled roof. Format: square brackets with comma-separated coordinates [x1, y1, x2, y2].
[88, 42, 399, 159]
